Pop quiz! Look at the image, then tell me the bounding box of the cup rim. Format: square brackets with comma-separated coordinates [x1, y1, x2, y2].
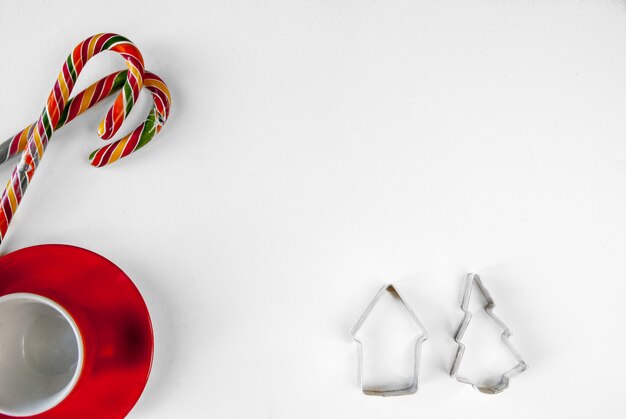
[0, 292, 84, 417]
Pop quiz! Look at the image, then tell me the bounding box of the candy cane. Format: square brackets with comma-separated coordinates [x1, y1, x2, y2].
[0, 34, 150, 243]
[89, 71, 171, 167]
[0, 70, 171, 167]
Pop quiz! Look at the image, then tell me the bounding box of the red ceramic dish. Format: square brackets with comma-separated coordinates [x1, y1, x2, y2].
[0, 244, 153, 418]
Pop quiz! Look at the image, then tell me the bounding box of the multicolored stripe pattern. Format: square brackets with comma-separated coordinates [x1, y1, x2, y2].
[0, 34, 170, 244]
[0, 70, 171, 167]
[89, 71, 171, 167]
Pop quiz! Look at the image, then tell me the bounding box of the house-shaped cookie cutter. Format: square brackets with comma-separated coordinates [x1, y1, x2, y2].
[351, 284, 429, 396]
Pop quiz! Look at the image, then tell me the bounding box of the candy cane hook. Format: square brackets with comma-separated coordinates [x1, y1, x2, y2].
[0, 70, 171, 167]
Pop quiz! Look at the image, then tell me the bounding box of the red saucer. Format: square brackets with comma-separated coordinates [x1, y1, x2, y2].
[0, 244, 153, 418]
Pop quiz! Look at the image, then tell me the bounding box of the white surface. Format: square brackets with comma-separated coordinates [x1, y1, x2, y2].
[1, 0, 625, 417]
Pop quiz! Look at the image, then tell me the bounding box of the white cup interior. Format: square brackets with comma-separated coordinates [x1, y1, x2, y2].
[0, 293, 83, 416]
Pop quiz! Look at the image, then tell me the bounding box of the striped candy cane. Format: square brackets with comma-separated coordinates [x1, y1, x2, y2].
[0, 70, 171, 167]
[0, 34, 148, 243]
[89, 71, 171, 167]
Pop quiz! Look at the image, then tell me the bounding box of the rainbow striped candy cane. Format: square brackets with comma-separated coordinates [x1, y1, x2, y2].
[90, 70, 171, 167]
[0, 34, 165, 244]
[0, 70, 171, 167]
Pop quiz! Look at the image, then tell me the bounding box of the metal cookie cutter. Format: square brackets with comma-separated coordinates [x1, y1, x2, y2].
[450, 273, 528, 394]
[351, 284, 429, 396]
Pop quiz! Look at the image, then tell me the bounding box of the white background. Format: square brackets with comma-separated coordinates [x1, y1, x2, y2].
[1, 0, 625, 417]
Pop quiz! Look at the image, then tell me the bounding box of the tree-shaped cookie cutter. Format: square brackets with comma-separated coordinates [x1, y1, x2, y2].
[450, 274, 527, 394]
[351, 284, 429, 396]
